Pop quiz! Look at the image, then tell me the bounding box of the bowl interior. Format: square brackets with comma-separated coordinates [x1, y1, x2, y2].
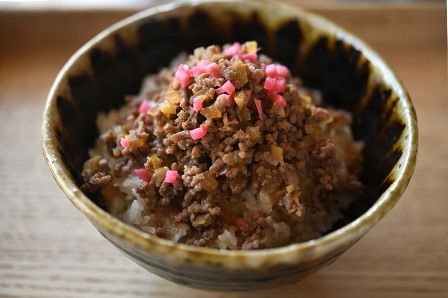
[44, 0, 416, 253]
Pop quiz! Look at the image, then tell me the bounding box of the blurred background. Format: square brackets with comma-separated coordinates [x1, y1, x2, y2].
[0, 0, 445, 10]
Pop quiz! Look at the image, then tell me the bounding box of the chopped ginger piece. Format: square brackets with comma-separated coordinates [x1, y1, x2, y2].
[150, 154, 161, 169]
[148, 105, 160, 116]
[165, 90, 180, 104]
[244, 41, 258, 53]
[203, 173, 218, 191]
[302, 94, 312, 105]
[159, 103, 177, 115]
[201, 105, 222, 119]
[223, 113, 229, 126]
[231, 60, 248, 87]
[271, 145, 284, 163]
[234, 91, 248, 110]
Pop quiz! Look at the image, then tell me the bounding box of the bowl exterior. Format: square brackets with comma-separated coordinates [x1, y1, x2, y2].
[92, 220, 353, 290]
[42, 0, 417, 291]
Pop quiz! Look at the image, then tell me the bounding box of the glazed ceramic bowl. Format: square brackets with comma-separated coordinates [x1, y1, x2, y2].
[42, 0, 417, 291]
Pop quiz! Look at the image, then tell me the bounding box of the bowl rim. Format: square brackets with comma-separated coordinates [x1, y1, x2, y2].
[42, 0, 418, 269]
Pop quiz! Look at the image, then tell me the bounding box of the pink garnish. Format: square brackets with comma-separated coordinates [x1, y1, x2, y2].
[191, 66, 203, 77]
[197, 60, 211, 69]
[215, 87, 225, 95]
[193, 97, 203, 112]
[224, 42, 241, 56]
[266, 64, 278, 78]
[264, 77, 285, 93]
[274, 94, 287, 108]
[221, 80, 235, 95]
[175, 64, 191, 88]
[263, 64, 288, 107]
[276, 65, 288, 78]
[231, 53, 243, 60]
[204, 62, 220, 78]
[120, 137, 129, 148]
[243, 88, 252, 100]
[138, 100, 150, 114]
[254, 98, 264, 121]
[190, 124, 208, 140]
[241, 53, 257, 63]
[134, 168, 151, 182]
[274, 78, 286, 93]
[263, 77, 277, 91]
[192, 60, 211, 77]
[223, 94, 235, 107]
[164, 170, 179, 184]
[235, 218, 245, 229]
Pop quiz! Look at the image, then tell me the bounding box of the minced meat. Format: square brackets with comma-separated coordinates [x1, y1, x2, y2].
[81, 41, 363, 250]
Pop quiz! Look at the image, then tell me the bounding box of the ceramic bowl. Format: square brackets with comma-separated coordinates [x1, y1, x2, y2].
[42, 0, 417, 291]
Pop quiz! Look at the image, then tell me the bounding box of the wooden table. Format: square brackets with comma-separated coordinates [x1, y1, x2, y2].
[0, 3, 446, 298]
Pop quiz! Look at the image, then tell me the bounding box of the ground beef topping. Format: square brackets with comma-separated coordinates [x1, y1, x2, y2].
[81, 41, 363, 250]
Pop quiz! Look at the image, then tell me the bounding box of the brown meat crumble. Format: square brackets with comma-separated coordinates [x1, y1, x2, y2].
[81, 41, 363, 250]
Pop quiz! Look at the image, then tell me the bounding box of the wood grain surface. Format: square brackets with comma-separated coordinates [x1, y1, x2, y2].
[0, 4, 446, 298]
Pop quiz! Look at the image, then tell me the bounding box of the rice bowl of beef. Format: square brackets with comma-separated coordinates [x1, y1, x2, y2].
[42, 0, 417, 291]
